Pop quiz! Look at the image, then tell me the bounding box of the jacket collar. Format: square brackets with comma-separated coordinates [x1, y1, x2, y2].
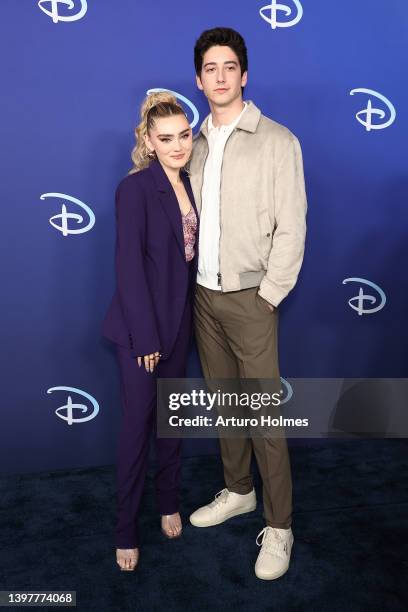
[147, 157, 198, 261]
[199, 100, 261, 138]
[148, 156, 189, 193]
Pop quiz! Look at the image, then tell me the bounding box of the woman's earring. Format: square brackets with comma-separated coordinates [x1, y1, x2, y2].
[147, 149, 156, 159]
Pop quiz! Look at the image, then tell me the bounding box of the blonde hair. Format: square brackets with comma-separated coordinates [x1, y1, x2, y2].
[129, 91, 187, 174]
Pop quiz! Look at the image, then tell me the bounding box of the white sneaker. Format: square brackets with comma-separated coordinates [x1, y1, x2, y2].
[189, 488, 256, 527]
[254, 526, 294, 580]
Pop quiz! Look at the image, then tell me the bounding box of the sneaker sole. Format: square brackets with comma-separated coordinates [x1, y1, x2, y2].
[255, 565, 290, 580]
[189, 503, 257, 527]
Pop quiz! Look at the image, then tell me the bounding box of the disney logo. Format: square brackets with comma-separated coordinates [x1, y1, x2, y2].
[40, 192, 95, 236]
[342, 277, 386, 315]
[146, 88, 199, 129]
[279, 377, 293, 405]
[38, 0, 87, 23]
[47, 386, 99, 425]
[350, 88, 396, 131]
[259, 0, 303, 29]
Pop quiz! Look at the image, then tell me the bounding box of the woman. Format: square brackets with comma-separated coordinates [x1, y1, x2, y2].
[102, 91, 198, 571]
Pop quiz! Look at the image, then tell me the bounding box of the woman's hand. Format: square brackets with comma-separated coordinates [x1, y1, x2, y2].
[137, 352, 161, 373]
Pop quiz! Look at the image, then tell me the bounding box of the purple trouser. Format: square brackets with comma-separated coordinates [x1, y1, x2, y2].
[114, 284, 193, 549]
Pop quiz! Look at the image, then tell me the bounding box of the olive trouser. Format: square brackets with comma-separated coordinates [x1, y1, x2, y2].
[194, 284, 292, 529]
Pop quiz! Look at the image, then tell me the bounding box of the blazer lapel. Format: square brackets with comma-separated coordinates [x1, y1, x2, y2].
[148, 159, 186, 259]
[181, 170, 200, 253]
[182, 170, 199, 220]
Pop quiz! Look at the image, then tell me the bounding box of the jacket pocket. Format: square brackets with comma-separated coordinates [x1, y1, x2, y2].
[258, 209, 273, 261]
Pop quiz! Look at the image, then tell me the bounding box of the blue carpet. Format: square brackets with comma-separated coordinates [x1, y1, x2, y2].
[0, 439, 407, 611]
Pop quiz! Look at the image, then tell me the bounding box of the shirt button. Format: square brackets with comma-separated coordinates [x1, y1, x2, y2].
[266, 233, 271, 237]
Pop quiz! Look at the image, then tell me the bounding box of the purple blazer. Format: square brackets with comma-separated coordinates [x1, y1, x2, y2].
[102, 158, 199, 360]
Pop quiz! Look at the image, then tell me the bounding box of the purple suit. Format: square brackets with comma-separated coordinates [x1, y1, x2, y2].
[102, 157, 198, 359]
[102, 158, 198, 548]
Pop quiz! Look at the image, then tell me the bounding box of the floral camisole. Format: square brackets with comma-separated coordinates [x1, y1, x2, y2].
[181, 206, 198, 262]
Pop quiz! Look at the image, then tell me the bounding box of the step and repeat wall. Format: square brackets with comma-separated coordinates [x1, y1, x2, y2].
[1, 1, 407, 474]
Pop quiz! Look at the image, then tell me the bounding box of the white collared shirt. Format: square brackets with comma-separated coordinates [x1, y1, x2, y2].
[197, 102, 248, 290]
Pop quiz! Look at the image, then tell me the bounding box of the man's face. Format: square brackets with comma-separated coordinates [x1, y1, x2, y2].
[196, 45, 247, 107]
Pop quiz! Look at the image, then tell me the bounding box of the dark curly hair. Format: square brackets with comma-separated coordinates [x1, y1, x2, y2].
[194, 27, 248, 76]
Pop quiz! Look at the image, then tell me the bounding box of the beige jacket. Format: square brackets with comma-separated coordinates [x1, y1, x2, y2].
[188, 100, 307, 307]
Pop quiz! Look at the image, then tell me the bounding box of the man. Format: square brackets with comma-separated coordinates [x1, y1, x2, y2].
[187, 27, 307, 580]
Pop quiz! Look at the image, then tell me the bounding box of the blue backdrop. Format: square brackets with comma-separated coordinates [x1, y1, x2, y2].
[1, 1, 407, 474]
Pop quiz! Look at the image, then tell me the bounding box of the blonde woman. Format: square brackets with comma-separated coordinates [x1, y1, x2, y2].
[102, 92, 198, 571]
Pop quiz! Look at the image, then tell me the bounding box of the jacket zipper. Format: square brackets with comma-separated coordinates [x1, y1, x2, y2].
[218, 128, 237, 291]
[198, 134, 209, 283]
[198, 137, 209, 212]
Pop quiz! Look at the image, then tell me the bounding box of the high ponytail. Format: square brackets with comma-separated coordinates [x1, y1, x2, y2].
[129, 91, 187, 174]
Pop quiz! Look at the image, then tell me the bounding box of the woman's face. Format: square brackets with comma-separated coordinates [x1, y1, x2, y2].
[145, 114, 192, 171]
